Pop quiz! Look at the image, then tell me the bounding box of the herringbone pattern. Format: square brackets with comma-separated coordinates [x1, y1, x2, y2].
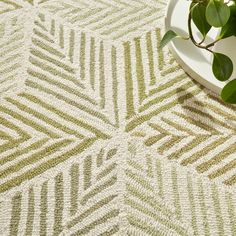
[0, 15, 25, 96]
[0, 0, 236, 235]
[41, 0, 166, 40]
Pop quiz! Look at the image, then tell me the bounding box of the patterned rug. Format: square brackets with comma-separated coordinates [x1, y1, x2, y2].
[1, 0, 236, 235]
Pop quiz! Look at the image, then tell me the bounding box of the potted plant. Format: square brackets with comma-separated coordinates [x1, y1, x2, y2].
[161, 0, 236, 104]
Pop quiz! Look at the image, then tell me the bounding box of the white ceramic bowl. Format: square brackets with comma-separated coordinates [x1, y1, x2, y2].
[165, 0, 236, 94]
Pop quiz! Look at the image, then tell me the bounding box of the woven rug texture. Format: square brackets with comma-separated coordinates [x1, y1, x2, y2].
[0, 0, 236, 235]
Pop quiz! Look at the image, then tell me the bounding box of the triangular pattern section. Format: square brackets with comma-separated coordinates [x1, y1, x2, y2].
[0, 1, 236, 236]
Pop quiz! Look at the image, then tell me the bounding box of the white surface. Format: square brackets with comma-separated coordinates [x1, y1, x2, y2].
[165, 0, 236, 94]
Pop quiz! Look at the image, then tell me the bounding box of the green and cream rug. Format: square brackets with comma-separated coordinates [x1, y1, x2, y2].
[1, 0, 236, 235]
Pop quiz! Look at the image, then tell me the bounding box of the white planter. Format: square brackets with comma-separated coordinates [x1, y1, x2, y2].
[213, 36, 236, 79]
[165, 0, 236, 94]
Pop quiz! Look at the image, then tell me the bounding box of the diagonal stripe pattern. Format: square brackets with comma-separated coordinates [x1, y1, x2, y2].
[0, 1, 236, 236]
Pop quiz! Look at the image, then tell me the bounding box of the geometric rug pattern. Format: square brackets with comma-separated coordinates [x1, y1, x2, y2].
[0, 0, 236, 235]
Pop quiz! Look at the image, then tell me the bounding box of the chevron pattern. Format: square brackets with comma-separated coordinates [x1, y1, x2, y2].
[0, 15, 25, 96]
[1, 0, 236, 235]
[125, 141, 236, 235]
[41, 0, 166, 40]
[1, 145, 120, 235]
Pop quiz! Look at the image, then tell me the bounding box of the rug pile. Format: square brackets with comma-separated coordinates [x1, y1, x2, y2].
[0, 0, 236, 235]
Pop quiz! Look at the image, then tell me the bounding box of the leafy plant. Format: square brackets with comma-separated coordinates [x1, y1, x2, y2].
[161, 0, 236, 104]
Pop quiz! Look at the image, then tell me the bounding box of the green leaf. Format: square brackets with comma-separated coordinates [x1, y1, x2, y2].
[206, 0, 230, 27]
[212, 53, 233, 81]
[221, 79, 236, 104]
[191, 3, 211, 37]
[219, 6, 236, 39]
[160, 30, 177, 49]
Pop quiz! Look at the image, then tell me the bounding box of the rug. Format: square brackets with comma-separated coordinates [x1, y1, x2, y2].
[0, 0, 236, 235]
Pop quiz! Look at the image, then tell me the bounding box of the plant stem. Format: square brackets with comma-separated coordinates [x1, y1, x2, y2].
[206, 38, 221, 48]
[187, 11, 221, 53]
[188, 12, 207, 47]
[199, 37, 206, 45]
